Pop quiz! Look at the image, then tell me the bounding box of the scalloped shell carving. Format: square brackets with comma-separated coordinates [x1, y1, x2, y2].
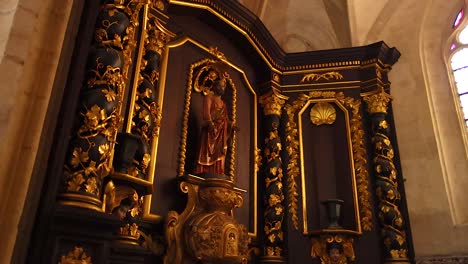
[310, 102, 336, 125]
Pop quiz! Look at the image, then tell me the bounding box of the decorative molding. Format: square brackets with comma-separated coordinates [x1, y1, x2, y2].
[416, 255, 468, 264]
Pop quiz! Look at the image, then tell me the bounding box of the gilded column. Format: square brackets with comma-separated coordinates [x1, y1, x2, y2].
[259, 89, 288, 263]
[364, 89, 410, 264]
[58, 0, 144, 211]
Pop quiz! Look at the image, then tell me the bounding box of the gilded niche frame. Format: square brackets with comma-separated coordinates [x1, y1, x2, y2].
[150, 36, 259, 237]
[285, 91, 373, 235]
[178, 58, 238, 180]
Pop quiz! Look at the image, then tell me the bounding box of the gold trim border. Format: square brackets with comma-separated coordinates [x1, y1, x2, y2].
[298, 99, 359, 234]
[285, 91, 373, 234]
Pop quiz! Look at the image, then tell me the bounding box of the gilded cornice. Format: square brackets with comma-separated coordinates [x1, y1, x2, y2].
[168, 1, 400, 73]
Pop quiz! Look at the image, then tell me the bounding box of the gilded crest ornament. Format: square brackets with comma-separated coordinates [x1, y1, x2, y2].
[310, 102, 336, 126]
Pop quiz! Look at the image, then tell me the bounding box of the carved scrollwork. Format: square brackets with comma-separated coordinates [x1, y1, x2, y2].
[300, 71, 344, 83]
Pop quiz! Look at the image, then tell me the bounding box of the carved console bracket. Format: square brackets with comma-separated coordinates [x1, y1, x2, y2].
[310, 232, 356, 264]
[164, 175, 250, 264]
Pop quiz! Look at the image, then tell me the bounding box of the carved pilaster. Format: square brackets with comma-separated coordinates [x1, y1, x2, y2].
[364, 89, 411, 264]
[58, 0, 145, 211]
[259, 90, 288, 262]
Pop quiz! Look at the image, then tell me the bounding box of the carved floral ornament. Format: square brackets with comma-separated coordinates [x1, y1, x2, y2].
[284, 91, 373, 231]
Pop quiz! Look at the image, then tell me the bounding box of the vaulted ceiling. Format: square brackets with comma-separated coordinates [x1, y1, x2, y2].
[238, 0, 392, 52]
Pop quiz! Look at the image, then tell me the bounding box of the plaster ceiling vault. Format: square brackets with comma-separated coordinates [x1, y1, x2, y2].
[238, 0, 392, 52]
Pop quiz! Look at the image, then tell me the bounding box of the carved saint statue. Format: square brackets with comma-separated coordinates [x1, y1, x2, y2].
[195, 73, 235, 176]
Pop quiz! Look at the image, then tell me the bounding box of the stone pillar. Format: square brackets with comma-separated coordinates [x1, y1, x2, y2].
[364, 89, 411, 264]
[259, 89, 288, 263]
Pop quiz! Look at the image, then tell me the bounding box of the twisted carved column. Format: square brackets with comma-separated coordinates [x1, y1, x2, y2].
[58, 0, 145, 211]
[364, 89, 410, 264]
[259, 90, 288, 263]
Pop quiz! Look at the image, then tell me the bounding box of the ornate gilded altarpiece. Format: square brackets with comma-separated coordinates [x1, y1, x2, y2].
[25, 0, 415, 264]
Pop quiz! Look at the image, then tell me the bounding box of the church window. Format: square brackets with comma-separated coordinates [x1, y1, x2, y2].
[449, 8, 468, 127]
[453, 9, 464, 28]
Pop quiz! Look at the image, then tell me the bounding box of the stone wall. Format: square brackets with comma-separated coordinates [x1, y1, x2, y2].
[0, 0, 77, 262]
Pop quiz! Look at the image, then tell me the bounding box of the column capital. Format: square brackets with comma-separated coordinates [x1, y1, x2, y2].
[259, 88, 288, 116]
[363, 89, 392, 114]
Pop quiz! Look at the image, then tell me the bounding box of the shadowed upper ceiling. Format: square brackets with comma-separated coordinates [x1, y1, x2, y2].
[238, 0, 390, 52]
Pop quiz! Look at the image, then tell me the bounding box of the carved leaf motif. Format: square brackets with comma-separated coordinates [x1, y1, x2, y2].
[71, 147, 89, 168]
[85, 105, 106, 129]
[85, 177, 98, 194]
[301, 71, 343, 83]
[98, 143, 110, 161]
[67, 174, 85, 192]
[101, 89, 116, 102]
[84, 161, 97, 176]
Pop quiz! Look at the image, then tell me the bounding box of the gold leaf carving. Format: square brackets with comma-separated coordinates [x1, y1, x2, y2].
[311, 235, 355, 264]
[301, 71, 343, 83]
[59, 247, 92, 264]
[310, 102, 336, 126]
[259, 92, 287, 116]
[363, 89, 392, 114]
